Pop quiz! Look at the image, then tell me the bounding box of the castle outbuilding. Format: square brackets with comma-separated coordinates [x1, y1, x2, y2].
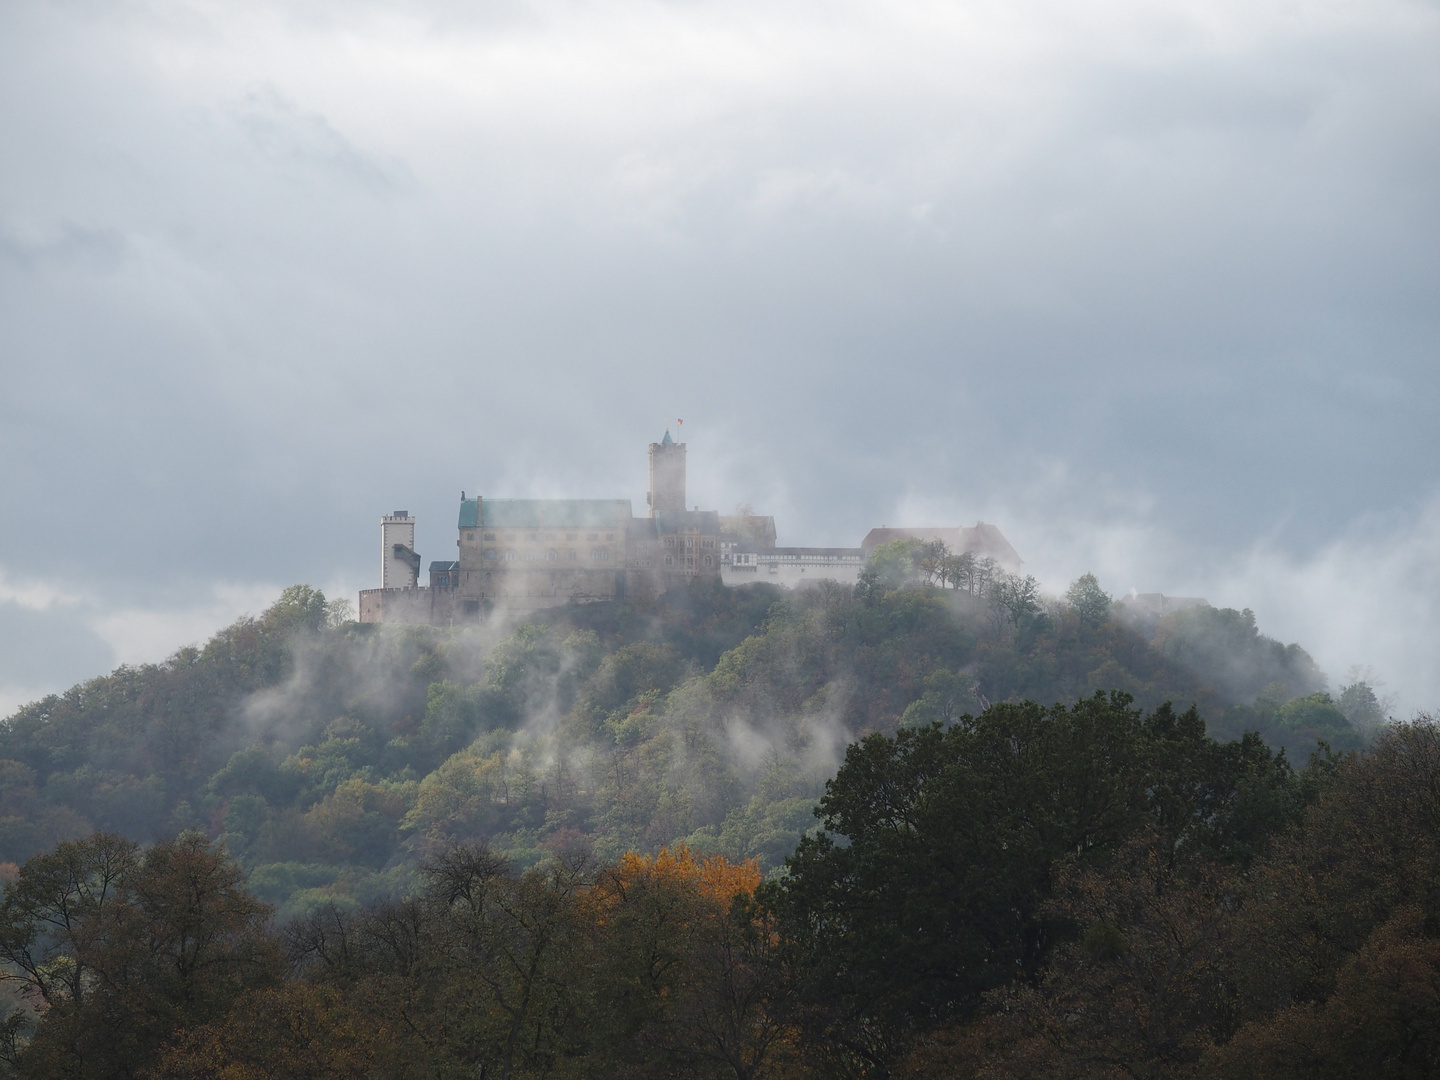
[358, 431, 1022, 624]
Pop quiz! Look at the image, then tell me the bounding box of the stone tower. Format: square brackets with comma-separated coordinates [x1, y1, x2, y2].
[381, 511, 420, 588]
[647, 429, 686, 515]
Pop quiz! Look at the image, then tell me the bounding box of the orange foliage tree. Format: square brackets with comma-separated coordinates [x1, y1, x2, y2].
[581, 846, 793, 1080]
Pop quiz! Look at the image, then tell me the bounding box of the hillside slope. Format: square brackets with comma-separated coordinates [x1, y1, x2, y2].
[0, 572, 1372, 916]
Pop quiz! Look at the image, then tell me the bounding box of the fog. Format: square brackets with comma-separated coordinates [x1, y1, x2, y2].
[1, 0, 1436, 714]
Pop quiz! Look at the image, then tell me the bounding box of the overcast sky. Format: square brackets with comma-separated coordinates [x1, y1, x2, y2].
[1, 0, 1437, 715]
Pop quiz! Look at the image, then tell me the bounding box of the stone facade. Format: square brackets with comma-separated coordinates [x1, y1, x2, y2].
[647, 432, 686, 513]
[454, 498, 633, 613]
[358, 584, 459, 625]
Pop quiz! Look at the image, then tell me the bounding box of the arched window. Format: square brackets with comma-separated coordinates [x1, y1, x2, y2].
[484, 548, 498, 560]
[569, 550, 578, 561]
[664, 555, 673, 566]
[503, 551, 517, 562]
[703, 555, 712, 568]
[546, 549, 559, 561]
[591, 549, 609, 561]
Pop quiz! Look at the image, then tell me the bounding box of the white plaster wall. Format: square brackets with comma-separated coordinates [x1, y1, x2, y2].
[381, 518, 417, 588]
[723, 560, 863, 589]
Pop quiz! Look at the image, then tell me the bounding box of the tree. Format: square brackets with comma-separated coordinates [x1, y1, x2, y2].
[151, 983, 400, 1080]
[765, 692, 1300, 1075]
[898, 670, 978, 729]
[1337, 676, 1390, 736]
[0, 833, 280, 1080]
[1275, 693, 1362, 750]
[263, 584, 331, 637]
[289, 844, 589, 1080]
[988, 572, 1043, 639]
[1065, 573, 1113, 629]
[858, 540, 929, 598]
[1226, 718, 1440, 1021]
[1207, 906, 1440, 1080]
[912, 832, 1238, 1080]
[915, 542, 950, 589]
[583, 848, 788, 1080]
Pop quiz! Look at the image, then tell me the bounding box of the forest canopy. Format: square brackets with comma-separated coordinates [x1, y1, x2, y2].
[1, 704, 1435, 1079]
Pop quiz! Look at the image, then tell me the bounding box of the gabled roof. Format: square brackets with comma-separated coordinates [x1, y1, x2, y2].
[457, 498, 633, 528]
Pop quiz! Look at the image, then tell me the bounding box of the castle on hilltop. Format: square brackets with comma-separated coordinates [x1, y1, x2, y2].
[358, 431, 1022, 625]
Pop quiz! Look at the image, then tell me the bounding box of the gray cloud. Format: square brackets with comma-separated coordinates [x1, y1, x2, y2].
[0, 0, 1436, 709]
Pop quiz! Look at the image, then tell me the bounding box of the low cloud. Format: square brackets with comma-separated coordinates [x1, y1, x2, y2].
[1215, 496, 1440, 716]
[0, 569, 84, 613]
[87, 582, 287, 668]
[896, 476, 1440, 715]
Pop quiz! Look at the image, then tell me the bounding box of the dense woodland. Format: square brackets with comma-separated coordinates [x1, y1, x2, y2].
[0, 540, 1420, 1077]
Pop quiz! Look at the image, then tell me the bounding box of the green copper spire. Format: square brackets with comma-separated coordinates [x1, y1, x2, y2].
[661, 429, 674, 446]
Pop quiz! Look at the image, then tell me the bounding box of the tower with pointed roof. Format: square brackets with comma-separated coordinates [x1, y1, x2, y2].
[647, 428, 686, 515]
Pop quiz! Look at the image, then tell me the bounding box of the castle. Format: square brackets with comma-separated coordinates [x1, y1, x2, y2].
[358, 431, 1022, 625]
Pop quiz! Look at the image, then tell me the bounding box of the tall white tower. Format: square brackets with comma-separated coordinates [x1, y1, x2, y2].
[381, 511, 420, 588]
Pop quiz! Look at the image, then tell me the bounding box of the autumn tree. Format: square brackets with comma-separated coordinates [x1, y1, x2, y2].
[1206, 906, 1440, 1080]
[0, 832, 280, 1080]
[284, 844, 588, 1080]
[582, 847, 789, 1080]
[150, 983, 402, 1080]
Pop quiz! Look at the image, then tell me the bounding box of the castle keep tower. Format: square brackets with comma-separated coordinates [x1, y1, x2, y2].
[647, 429, 686, 514]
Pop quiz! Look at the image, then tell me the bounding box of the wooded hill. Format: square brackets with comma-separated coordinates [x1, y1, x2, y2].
[0, 547, 1380, 921]
[0, 549, 1424, 1078]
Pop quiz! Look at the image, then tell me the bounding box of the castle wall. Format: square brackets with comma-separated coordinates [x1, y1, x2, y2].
[359, 586, 464, 626]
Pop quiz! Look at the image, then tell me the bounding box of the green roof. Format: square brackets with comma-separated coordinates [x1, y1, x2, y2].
[661, 429, 674, 446]
[458, 498, 632, 529]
